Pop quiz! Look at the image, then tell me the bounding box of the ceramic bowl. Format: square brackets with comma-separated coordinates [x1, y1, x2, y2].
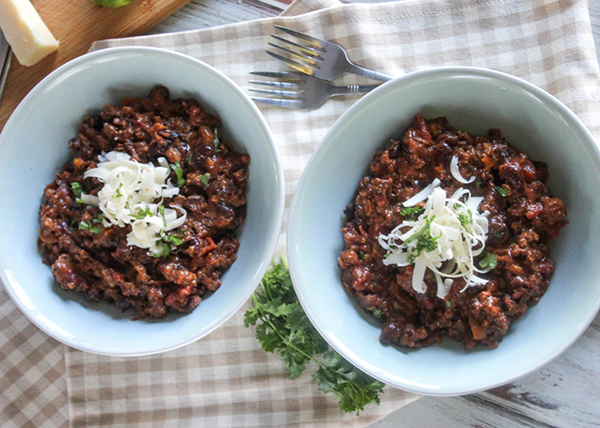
[0, 47, 285, 356]
[287, 67, 600, 395]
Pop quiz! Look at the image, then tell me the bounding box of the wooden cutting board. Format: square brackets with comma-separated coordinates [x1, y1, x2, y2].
[0, 0, 192, 130]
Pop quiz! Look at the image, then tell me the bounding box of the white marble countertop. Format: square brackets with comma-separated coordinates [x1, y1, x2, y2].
[153, 1, 600, 426]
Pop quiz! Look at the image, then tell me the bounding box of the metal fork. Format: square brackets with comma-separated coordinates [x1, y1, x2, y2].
[249, 71, 380, 110]
[267, 25, 392, 82]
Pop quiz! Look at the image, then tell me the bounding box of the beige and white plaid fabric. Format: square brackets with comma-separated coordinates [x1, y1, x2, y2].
[2, 0, 600, 426]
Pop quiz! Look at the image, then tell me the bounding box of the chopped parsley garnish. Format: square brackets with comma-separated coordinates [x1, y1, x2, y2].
[445, 301, 452, 308]
[495, 186, 509, 197]
[400, 206, 425, 219]
[199, 172, 211, 186]
[457, 211, 473, 229]
[113, 182, 124, 198]
[359, 250, 367, 260]
[170, 161, 186, 187]
[162, 232, 184, 247]
[151, 232, 185, 259]
[71, 182, 85, 204]
[479, 251, 498, 270]
[132, 207, 152, 220]
[78, 219, 102, 234]
[90, 225, 103, 234]
[71, 182, 83, 197]
[244, 257, 384, 414]
[158, 205, 167, 227]
[476, 180, 483, 189]
[405, 216, 439, 263]
[213, 128, 221, 152]
[187, 151, 193, 163]
[151, 241, 172, 259]
[372, 309, 384, 322]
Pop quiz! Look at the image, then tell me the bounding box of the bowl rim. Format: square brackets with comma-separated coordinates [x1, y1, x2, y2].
[0, 46, 286, 357]
[286, 65, 600, 396]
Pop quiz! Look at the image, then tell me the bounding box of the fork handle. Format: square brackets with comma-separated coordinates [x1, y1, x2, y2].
[328, 84, 380, 96]
[348, 64, 393, 82]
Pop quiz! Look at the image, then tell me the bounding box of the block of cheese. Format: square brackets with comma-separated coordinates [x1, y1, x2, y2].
[0, 0, 59, 66]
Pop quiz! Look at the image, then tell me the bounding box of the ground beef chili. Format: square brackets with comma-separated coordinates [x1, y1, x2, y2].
[338, 115, 567, 349]
[38, 86, 250, 318]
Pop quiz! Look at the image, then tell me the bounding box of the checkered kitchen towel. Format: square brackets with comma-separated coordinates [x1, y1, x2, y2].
[2, 0, 600, 426]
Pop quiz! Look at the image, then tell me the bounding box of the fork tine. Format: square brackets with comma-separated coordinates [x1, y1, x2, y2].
[251, 97, 305, 109]
[268, 43, 319, 66]
[274, 25, 324, 49]
[249, 88, 302, 97]
[270, 35, 323, 56]
[250, 71, 304, 80]
[266, 51, 315, 76]
[248, 80, 301, 89]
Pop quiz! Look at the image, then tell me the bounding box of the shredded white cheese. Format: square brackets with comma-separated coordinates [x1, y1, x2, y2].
[450, 155, 476, 184]
[379, 185, 490, 299]
[80, 151, 187, 256]
[402, 178, 441, 207]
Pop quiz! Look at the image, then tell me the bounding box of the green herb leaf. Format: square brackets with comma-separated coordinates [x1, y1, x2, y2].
[132, 207, 153, 220]
[245, 257, 384, 413]
[158, 205, 167, 227]
[79, 220, 102, 234]
[495, 186, 509, 197]
[476, 181, 483, 189]
[313, 351, 384, 415]
[163, 232, 184, 247]
[92, 214, 104, 224]
[400, 206, 425, 219]
[71, 182, 83, 197]
[445, 301, 452, 308]
[113, 182, 124, 198]
[406, 216, 438, 263]
[359, 250, 367, 260]
[89, 225, 103, 234]
[372, 309, 384, 322]
[72, 183, 85, 204]
[199, 172, 211, 186]
[479, 251, 498, 270]
[151, 241, 172, 258]
[170, 162, 186, 187]
[457, 212, 473, 229]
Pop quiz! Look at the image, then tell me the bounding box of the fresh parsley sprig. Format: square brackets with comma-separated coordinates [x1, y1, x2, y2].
[244, 256, 385, 414]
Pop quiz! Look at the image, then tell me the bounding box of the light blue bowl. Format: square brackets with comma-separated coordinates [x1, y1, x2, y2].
[0, 47, 285, 356]
[287, 67, 600, 395]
